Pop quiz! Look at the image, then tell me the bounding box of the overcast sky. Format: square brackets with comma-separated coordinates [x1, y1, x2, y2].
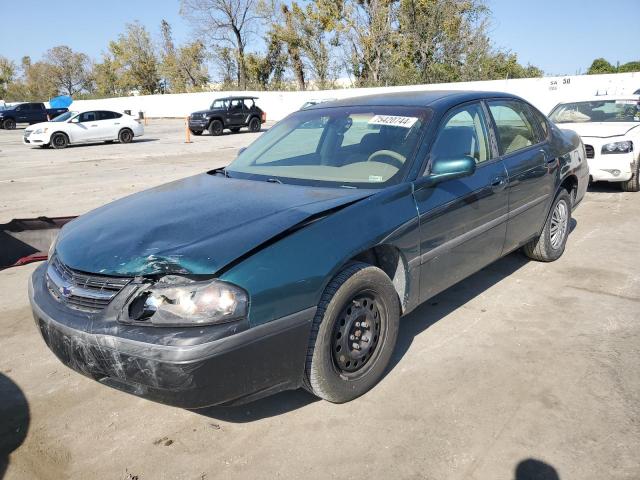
[2, 0, 638, 77]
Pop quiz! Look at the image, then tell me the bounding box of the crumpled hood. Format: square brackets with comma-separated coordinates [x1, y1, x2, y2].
[561, 122, 640, 138]
[55, 174, 372, 277]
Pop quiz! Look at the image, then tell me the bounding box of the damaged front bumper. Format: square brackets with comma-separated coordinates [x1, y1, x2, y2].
[29, 263, 315, 408]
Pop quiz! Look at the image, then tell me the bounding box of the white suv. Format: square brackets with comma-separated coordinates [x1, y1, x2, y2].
[549, 97, 640, 191]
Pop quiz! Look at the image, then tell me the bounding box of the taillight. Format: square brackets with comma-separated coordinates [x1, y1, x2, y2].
[261, 112, 266, 122]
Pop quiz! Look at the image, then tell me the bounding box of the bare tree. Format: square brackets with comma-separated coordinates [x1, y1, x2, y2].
[180, 0, 259, 89]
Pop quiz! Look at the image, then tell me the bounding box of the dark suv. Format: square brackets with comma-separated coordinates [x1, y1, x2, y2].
[188, 96, 266, 136]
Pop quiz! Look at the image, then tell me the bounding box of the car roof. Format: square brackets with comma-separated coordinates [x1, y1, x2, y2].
[215, 96, 259, 101]
[307, 90, 522, 111]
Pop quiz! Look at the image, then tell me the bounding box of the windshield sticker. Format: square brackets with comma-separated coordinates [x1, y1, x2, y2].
[615, 100, 637, 105]
[368, 115, 418, 128]
[369, 175, 384, 182]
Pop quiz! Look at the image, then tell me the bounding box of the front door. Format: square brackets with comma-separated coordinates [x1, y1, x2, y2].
[414, 102, 508, 302]
[486, 100, 556, 253]
[71, 111, 102, 142]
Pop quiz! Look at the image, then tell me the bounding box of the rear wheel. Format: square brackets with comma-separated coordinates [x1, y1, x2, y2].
[118, 128, 133, 143]
[3, 118, 16, 130]
[620, 162, 639, 192]
[208, 119, 223, 136]
[248, 117, 261, 132]
[523, 190, 571, 262]
[50, 132, 69, 149]
[304, 262, 400, 403]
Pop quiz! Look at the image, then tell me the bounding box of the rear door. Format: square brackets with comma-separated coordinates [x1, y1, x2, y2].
[97, 111, 120, 139]
[14, 104, 29, 123]
[486, 100, 556, 253]
[414, 101, 508, 302]
[228, 99, 246, 126]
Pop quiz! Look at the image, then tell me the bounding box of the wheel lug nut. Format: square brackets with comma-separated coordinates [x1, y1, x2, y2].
[349, 334, 355, 341]
[361, 322, 368, 328]
[363, 336, 370, 343]
[355, 322, 361, 327]
[352, 343, 360, 350]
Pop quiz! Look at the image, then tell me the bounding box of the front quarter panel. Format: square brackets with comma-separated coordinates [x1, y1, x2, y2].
[219, 184, 421, 326]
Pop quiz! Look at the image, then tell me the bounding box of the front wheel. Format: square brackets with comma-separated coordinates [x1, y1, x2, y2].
[248, 117, 261, 132]
[523, 190, 572, 262]
[304, 262, 400, 403]
[620, 162, 639, 192]
[208, 119, 223, 136]
[50, 132, 69, 149]
[3, 118, 16, 130]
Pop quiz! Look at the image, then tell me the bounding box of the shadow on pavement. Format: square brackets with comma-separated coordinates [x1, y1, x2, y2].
[0, 373, 30, 479]
[197, 388, 318, 423]
[515, 458, 560, 480]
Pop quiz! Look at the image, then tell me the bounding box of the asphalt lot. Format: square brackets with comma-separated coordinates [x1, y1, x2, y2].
[1, 120, 639, 480]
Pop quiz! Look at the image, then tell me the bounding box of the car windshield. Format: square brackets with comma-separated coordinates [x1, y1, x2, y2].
[51, 111, 77, 122]
[211, 99, 230, 109]
[549, 100, 640, 123]
[226, 106, 431, 188]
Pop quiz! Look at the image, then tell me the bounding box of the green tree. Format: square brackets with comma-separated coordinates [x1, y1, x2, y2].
[587, 58, 616, 74]
[92, 54, 120, 97]
[109, 22, 160, 94]
[618, 61, 640, 73]
[159, 20, 209, 93]
[0, 56, 16, 99]
[44, 45, 92, 96]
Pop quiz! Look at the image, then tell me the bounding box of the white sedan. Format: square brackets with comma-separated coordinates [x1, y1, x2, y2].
[23, 110, 144, 149]
[549, 97, 640, 191]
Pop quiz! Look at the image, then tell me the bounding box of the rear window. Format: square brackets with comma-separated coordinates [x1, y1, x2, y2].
[549, 100, 640, 123]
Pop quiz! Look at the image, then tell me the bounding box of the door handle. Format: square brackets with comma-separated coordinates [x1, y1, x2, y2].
[114, 122, 120, 125]
[490, 176, 507, 191]
[91, 124, 98, 127]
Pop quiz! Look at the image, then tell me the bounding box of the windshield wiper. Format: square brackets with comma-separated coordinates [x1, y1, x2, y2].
[266, 177, 283, 184]
[210, 166, 230, 178]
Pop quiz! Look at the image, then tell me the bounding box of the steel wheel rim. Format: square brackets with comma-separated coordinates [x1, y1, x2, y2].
[212, 123, 222, 134]
[550, 200, 568, 249]
[332, 292, 385, 376]
[250, 119, 259, 131]
[53, 135, 65, 147]
[122, 131, 131, 142]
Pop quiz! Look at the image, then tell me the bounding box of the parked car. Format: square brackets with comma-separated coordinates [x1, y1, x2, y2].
[0, 102, 68, 129]
[549, 97, 640, 191]
[23, 110, 144, 149]
[188, 96, 266, 136]
[30, 91, 587, 407]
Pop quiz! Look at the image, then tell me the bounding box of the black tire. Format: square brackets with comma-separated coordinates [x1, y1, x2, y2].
[118, 128, 133, 144]
[230, 127, 241, 133]
[50, 132, 69, 149]
[523, 189, 572, 262]
[304, 262, 400, 403]
[620, 161, 639, 192]
[3, 118, 16, 130]
[208, 119, 223, 136]
[190, 129, 203, 136]
[248, 117, 261, 132]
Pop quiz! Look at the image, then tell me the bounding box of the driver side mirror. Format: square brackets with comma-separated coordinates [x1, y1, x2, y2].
[237, 147, 246, 156]
[70, 117, 79, 123]
[418, 156, 476, 187]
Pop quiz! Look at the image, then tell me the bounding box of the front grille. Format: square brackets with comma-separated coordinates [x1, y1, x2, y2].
[46, 256, 131, 312]
[24, 130, 32, 138]
[585, 144, 594, 159]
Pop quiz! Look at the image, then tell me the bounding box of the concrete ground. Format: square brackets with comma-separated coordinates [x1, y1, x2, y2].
[1, 120, 639, 480]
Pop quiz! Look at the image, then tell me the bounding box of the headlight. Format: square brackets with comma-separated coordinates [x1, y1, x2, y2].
[33, 128, 48, 134]
[127, 276, 248, 326]
[601, 141, 633, 154]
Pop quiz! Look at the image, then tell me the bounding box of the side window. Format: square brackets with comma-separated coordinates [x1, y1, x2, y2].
[113, 112, 123, 119]
[35, 103, 45, 111]
[428, 102, 492, 171]
[242, 99, 254, 110]
[98, 111, 115, 120]
[230, 99, 243, 111]
[78, 111, 97, 122]
[488, 100, 538, 155]
[527, 105, 549, 142]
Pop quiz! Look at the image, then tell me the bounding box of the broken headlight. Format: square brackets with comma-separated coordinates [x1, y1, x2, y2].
[128, 276, 248, 326]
